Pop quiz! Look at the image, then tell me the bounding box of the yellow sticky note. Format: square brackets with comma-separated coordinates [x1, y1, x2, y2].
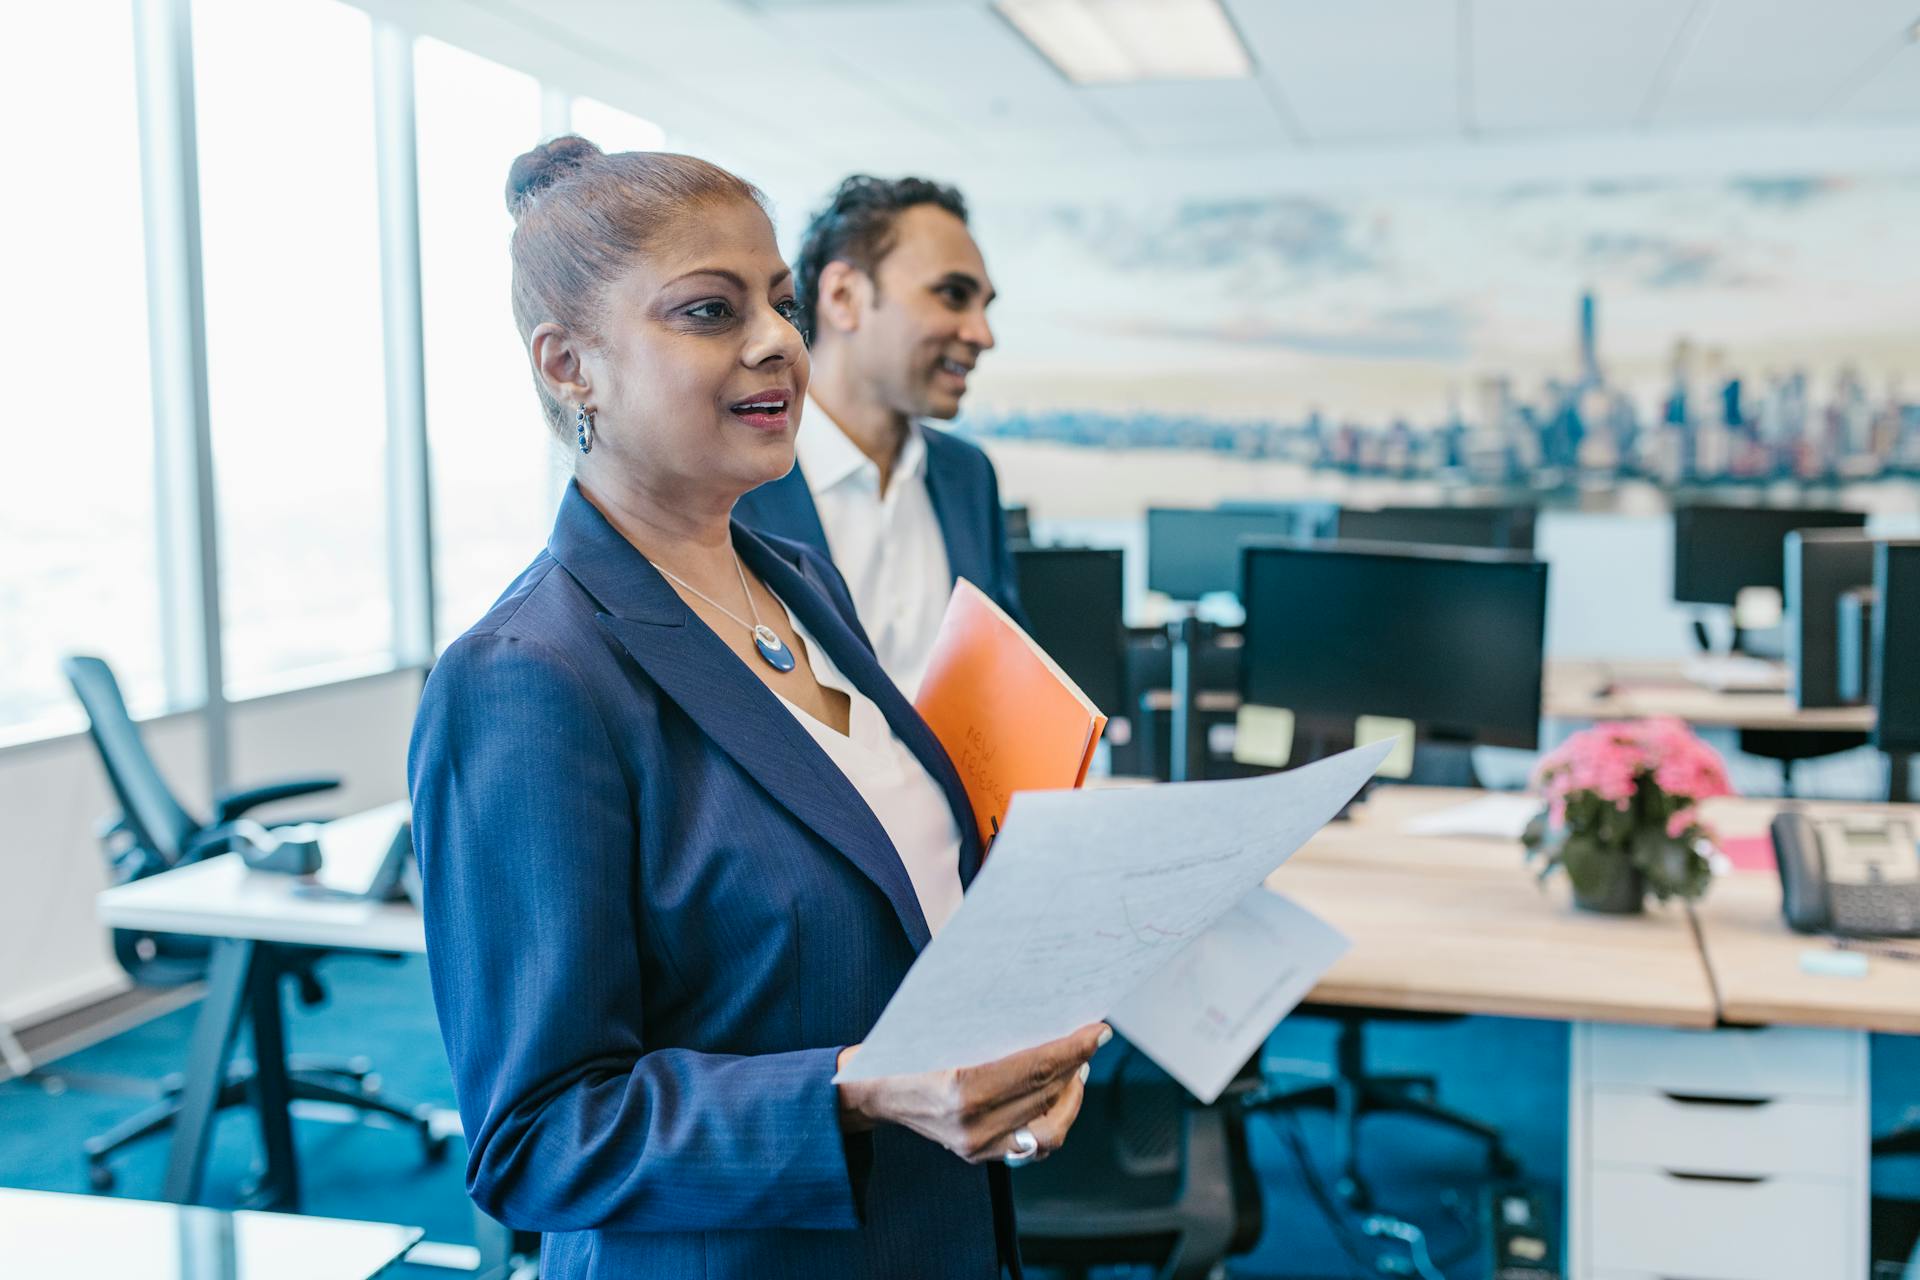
[1233, 704, 1295, 768]
[1355, 715, 1415, 779]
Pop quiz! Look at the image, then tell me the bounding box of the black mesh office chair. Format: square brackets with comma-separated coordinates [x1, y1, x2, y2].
[1737, 728, 1871, 798]
[1244, 1006, 1516, 1210]
[62, 655, 444, 1190]
[1013, 1045, 1263, 1280]
[1877, 1128, 1920, 1160]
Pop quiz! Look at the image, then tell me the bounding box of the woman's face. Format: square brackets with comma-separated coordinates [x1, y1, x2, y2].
[574, 197, 808, 506]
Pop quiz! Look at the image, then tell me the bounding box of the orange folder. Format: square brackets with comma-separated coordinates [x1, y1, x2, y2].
[914, 578, 1108, 847]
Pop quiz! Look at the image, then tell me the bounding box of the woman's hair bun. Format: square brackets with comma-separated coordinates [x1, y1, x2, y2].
[505, 135, 604, 218]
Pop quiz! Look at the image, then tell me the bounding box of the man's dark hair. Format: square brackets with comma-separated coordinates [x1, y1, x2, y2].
[792, 175, 969, 344]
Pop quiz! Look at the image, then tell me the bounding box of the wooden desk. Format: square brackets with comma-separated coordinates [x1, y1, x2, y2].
[1688, 795, 1920, 1034]
[1301, 785, 1539, 876]
[1281, 862, 1717, 1027]
[1277, 786, 1718, 1027]
[1545, 658, 1876, 732]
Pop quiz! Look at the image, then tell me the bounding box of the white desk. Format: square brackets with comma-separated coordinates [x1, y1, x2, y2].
[98, 852, 424, 954]
[0, 1187, 421, 1280]
[94, 803, 425, 1210]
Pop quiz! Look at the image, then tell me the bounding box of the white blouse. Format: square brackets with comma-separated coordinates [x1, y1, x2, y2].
[771, 603, 966, 938]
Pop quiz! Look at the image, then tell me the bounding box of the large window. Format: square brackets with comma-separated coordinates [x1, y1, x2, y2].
[0, 1, 163, 741]
[193, 0, 394, 697]
[571, 96, 667, 153]
[415, 38, 560, 648]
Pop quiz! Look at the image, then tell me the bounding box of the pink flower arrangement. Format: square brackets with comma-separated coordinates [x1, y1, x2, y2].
[1535, 717, 1734, 818]
[1525, 718, 1734, 907]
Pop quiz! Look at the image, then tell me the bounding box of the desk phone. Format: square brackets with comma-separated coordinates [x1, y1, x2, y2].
[1772, 810, 1920, 937]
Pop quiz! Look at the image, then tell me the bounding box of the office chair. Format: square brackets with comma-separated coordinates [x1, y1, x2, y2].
[1876, 1128, 1920, 1160]
[62, 655, 445, 1191]
[1013, 1044, 1263, 1280]
[1738, 728, 1869, 798]
[1243, 1006, 1516, 1211]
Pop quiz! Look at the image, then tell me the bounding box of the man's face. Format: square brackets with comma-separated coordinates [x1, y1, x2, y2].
[850, 204, 996, 421]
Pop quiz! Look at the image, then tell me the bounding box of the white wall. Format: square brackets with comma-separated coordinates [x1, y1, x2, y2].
[0, 714, 207, 1027]
[0, 668, 419, 1029]
[227, 669, 419, 822]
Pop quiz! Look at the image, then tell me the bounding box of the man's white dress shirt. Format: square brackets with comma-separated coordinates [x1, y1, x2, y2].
[795, 394, 954, 697]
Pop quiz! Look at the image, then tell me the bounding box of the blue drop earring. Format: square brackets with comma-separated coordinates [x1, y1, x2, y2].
[575, 404, 595, 455]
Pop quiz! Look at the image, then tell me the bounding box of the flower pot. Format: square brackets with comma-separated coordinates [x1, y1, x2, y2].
[1571, 865, 1646, 915]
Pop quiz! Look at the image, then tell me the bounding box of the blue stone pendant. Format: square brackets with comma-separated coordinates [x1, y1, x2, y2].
[754, 624, 796, 672]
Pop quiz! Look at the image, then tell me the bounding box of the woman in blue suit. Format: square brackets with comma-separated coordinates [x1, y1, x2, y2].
[408, 136, 1106, 1280]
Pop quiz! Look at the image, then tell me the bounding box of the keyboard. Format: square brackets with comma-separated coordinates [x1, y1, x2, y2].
[1682, 655, 1789, 693]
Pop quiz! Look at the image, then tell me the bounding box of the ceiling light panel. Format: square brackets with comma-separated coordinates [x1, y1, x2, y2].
[997, 0, 1254, 83]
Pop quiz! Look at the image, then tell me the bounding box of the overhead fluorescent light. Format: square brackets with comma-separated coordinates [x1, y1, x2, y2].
[996, 0, 1253, 84]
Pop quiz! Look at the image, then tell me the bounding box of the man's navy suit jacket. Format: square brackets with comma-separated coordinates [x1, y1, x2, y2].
[409, 483, 1016, 1279]
[732, 423, 1027, 628]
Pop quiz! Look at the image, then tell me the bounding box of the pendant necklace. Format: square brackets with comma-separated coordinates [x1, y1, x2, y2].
[655, 550, 797, 673]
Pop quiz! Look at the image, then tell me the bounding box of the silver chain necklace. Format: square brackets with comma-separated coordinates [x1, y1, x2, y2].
[654, 550, 797, 673]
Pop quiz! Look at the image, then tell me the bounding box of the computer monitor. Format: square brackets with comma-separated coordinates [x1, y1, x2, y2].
[1785, 528, 1876, 709]
[1003, 504, 1032, 546]
[1872, 540, 1920, 755]
[1012, 546, 1125, 718]
[1215, 500, 1342, 540]
[1240, 541, 1549, 749]
[1672, 505, 1868, 606]
[1145, 507, 1298, 602]
[1334, 504, 1537, 552]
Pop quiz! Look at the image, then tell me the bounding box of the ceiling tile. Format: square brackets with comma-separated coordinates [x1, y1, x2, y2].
[1228, 0, 1462, 143]
[761, 1, 1126, 158]
[1828, 33, 1920, 122]
[1078, 79, 1292, 151]
[1652, 0, 1920, 126]
[1471, 0, 1698, 134]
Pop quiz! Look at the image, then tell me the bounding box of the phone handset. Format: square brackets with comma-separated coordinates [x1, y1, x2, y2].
[1770, 810, 1831, 934]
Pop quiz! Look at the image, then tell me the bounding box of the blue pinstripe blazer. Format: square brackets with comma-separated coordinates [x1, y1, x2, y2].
[732, 423, 1029, 629]
[409, 482, 1014, 1280]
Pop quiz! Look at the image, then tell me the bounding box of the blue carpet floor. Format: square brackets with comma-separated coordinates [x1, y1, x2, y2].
[3, 955, 1916, 1278]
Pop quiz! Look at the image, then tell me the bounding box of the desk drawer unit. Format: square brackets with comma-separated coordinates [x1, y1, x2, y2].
[1569, 1023, 1867, 1280]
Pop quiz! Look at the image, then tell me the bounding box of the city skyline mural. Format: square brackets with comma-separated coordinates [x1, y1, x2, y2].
[956, 172, 1920, 490]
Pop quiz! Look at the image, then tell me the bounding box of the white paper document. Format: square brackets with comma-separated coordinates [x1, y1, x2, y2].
[1109, 888, 1350, 1102]
[836, 739, 1391, 1093]
[1400, 792, 1542, 840]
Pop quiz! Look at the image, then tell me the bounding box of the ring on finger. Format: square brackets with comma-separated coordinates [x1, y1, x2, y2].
[1004, 1126, 1039, 1167]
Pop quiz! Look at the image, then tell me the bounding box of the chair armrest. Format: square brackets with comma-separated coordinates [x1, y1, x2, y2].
[213, 777, 341, 823]
[183, 820, 248, 862]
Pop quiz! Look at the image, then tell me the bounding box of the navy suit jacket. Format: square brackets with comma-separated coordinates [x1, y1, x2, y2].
[409, 483, 1015, 1280]
[732, 423, 1028, 629]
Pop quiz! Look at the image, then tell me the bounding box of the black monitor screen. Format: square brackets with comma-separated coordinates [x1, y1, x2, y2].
[1146, 508, 1297, 601]
[1786, 529, 1876, 709]
[1873, 541, 1920, 754]
[1673, 506, 1867, 606]
[1240, 542, 1549, 749]
[1003, 504, 1032, 545]
[1013, 547, 1125, 718]
[1336, 505, 1536, 552]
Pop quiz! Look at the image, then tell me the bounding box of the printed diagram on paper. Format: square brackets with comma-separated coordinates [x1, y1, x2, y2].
[838, 741, 1387, 1091]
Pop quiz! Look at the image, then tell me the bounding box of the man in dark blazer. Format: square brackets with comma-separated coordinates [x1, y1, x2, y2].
[734, 175, 1025, 696]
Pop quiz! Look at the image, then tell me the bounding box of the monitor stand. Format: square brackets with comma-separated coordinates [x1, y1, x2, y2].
[1167, 611, 1203, 783]
[1294, 730, 1483, 799]
[1693, 612, 1758, 657]
[1405, 739, 1482, 789]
